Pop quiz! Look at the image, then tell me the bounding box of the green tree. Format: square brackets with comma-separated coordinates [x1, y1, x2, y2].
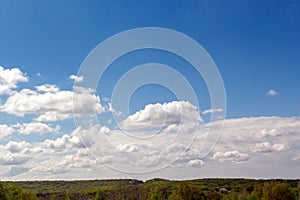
[205, 191, 222, 200]
[0, 182, 8, 200]
[178, 183, 201, 200]
[168, 190, 183, 200]
[178, 183, 192, 200]
[148, 187, 163, 200]
[272, 182, 296, 200]
[291, 187, 299, 200]
[251, 184, 263, 200]
[262, 182, 296, 200]
[94, 189, 105, 200]
[248, 194, 259, 200]
[64, 192, 70, 200]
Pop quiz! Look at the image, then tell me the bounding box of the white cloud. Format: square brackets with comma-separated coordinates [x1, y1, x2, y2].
[266, 89, 278, 96]
[162, 143, 187, 155]
[3, 141, 31, 153]
[35, 84, 59, 93]
[250, 142, 272, 153]
[44, 134, 86, 152]
[28, 154, 98, 175]
[186, 159, 205, 167]
[0, 153, 30, 165]
[108, 102, 123, 116]
[202, 108, 223, 115]
[1, 88, 300, 180]
[119, 101, 201, 131]
[292, 154, 300, 161]
[135, 154, 161, 167]
[1, 85, 104, 122]
[250, 142, 289, 153]
[0, 141, 42, 169]
[15, 122, 58, 135]
[205, 116, 300, 166]
[35, 112, 70, 122]
[64, 113, 300, 174]
[43, 127, 96, 152]
[0, 66, 28, 95]
[116, 144, 144, 153]
[0, 124, 14, 138]
[212, 151, 250, 163]
[0, 145, 30, 166]
[209, 116, 300, 141]
[272, 143, 289, 152]
[69, 75, 84, 82]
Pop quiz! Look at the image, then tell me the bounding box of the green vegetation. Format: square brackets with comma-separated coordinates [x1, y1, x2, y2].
[0, 181, 38, 200]
[0, 178, 299, 200]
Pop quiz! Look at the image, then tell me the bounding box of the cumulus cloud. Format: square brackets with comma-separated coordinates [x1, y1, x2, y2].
[212, 151, 250, 163]
[0, 124, 14, 138]
[0, 88, 300, 179]
[204, 116, 300, 166]
[59, 114, 300, 173]
[29, 154, 98, 175]
[250, 142, 289, 153]
[0, 66, 28, 95]
[116, 144, 144, 153]
[43, 126, 97, 152]
[272, 143, 289, 152]
[0, 141, 42, 169]
[35, 84, 59, 93]
[266, 89, 278, 96]
[119, 101, 201, 131]
[44, 134, 86, 152]
[3, 141, 31, 153]
[0, 153, 30, 165]
[15, 122, 59, 135]
[135, 154, 161, 167]
[186, 159, 205, 167]
[69, 75, 84, 82]
[209, 116, 300, 141]
[1, 85, 104, 122]
[250, 142, 273, 153]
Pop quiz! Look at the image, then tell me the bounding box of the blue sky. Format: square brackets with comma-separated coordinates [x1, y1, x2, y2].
[1, 0, 299, 117]
[0, 0, 300, 180]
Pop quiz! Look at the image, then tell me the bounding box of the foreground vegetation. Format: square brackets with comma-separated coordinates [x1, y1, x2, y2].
[1, 178, 299, 200]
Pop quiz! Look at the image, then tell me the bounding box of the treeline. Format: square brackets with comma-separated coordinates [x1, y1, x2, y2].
[1, 178, 300, 200]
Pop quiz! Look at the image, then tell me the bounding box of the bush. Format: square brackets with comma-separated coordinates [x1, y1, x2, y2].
[262, 182, 296, 200]
[0, 182, 37, 200]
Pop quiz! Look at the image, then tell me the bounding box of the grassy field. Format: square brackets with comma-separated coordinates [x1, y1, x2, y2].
[1, 178, 299, 200]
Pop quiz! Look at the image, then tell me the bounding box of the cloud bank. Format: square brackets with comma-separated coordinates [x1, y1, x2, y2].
[0, 66, 299, 180]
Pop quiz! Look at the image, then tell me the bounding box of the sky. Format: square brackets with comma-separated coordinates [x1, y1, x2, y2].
[0, 0, 300, 180]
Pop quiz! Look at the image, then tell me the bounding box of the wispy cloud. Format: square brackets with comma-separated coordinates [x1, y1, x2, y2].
[202, 108, 223, 115]
[266, 89, 278, 96]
